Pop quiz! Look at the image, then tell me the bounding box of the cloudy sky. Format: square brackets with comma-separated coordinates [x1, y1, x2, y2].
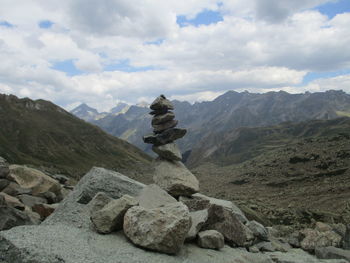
[0, 0, 349, 111]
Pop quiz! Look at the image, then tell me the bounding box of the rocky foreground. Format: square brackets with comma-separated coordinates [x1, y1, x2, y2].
[1, 167, 349, 263]
[0, 157, 73, 230]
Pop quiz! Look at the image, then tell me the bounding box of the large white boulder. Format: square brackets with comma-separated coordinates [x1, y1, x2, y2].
[123, 202, 191, 254]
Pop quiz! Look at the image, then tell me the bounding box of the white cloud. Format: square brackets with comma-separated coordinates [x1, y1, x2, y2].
[298, 74, 350, 93]
[220, 0, 332, 22]
[0, 0, 349, 112]
[170, 91, 225, 103]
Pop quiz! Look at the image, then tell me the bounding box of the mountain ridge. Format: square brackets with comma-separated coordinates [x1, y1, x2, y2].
[71, 90, 350, 156]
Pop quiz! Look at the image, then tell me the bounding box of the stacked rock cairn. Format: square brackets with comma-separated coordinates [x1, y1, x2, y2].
[143, 94, 185, 161]
[143, 94, 199, 197]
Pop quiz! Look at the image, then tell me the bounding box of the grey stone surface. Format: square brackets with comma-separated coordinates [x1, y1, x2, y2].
[9, 165, 62, 197]
[187, 209, 208, 240]
[2, 181, 31, 196]
[179, 196, 210, 212]
[256, 240, 291, 252]
[44, 167, 145, 229]
[32, 203, 56, 220]
[247, 220, 269, 241]
[152, 112, 175, 125]
[74, 167, 144, 204]
[0, 206, 34, 231]
[18, 194, 47, 208]
[344, 225, 350, 250]
[89, 192, 113, 217]
[299, 228, 342, 252]
[315, 222, 333, 232]
[137, 184, 177, 209]
[143, 128, 187, 146]
[51, 174, 69, 184]
[0, 194, 5, 206]
[315, 246, 350, 261]
[0, 224, 277, 263]
[0, 156, 10, 179]
[249, 245, 260, 253]
[0, 179, 10, 191]
[149, 108, 168, 115]
[331, 224, 346, 241]
[0, 192, 25, 210]
[153, 159, 199, 197]
[24, 206, 41, 224]
[192, 193, 248, 223]
[197, 230, 224, 250]
[152, 143, 182, 161]
[40, 191, 60, 204]
[91, 195, 138, 234]
[267, 248, 348, 263]
[153, 120, 178, 133]
[202, 203, 250, 246]
[123, 202, 191, 254]
[150, 95, 174, 111]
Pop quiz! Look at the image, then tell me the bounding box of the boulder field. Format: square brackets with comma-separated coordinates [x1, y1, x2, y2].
[0, 167, 349, 263]
[0, 157, 72, 231]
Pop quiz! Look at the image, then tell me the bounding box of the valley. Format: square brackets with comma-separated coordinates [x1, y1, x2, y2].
[192, 118, 350, 227]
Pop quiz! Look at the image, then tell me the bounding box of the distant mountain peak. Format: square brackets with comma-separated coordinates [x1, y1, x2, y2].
[70, 103, 102, 121]
[110, 102, 130, 115]
[136, 101, 149, 108]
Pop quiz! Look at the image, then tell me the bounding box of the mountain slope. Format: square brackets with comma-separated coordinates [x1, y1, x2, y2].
[187, 117, 350, 167]
[93, 105, 152, 152]
[191, 117, 350, 226]
[84, 90, 350, 155]
[0, 94, 152, 179]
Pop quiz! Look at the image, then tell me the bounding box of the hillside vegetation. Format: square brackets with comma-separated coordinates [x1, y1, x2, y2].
[0, 94, 152, 179]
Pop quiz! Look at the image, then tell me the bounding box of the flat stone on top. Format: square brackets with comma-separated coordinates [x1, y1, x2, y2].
[150, 95, 174, 111]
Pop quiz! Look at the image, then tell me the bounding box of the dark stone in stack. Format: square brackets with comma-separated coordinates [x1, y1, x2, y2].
[143, 95, 186, 160]
[143, 129, 187, 146]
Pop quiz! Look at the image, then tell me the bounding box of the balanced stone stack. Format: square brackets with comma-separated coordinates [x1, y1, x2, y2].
[143, 95, 199, 197]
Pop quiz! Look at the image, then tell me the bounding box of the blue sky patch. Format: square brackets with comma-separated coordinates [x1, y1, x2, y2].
[104, 59, 158, 72]
[302, 69, 350, 84]
[51, 59, 83, 76]
[98, 52, 108, 59]
[39, 20, 54, 29]
[315, 0, 350, 18]
[0, 20, 14, 28]
[144, 39, 164, 45]
[177, 9, 223, 27]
